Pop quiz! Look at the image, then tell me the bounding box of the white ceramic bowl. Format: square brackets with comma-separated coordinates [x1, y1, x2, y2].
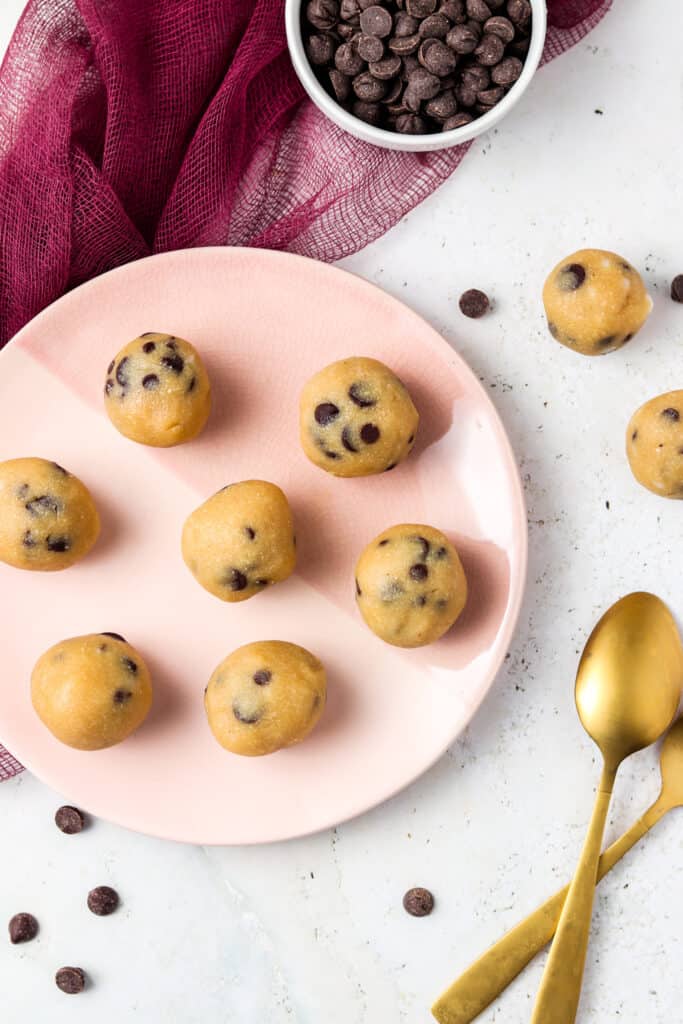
[286, 0, 547, 152]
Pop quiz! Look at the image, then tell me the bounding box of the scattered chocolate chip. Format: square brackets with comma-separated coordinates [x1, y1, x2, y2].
[55, 967, 86, 995]
[336, 39, 365, 75]
[348, 383, 375, 408]
[369, 55, 402, 79]
[353, 99, 383, 124]
[315, 402, 340, 425]
[491, 54, 522, 84]
[142, 373, 159, 390]
[358, 33, 385, 62]
[506, 0, 530, 25]
[477, 85, 505, 104]
[409, 562, 429, 581]
[419, 12, 450, 36]
[474, 31, 504, 64]
[360, 4, 393, 35]
[88, 886, 119, 916]
[226, 568, 248, 590]
[9, 912, 38, 944]
[245, 526, 256, 540]
[233, 702, 262, 724]
[26, 494, 61, 516]
[425, 89, 458, 118]
[353, 70, 387, 100]
[403, 887, 434, 916]
[142, 340, 156, 353]
[342, 426, 359, 451]
[661, 408, 680, 421]
[671, 275, 683, 303]
[307, 32, 337, 64]
[113, 689, 133, 704]
[107, 359, 115, 374]
[446, 22, 479, 52]
[483, 14, 514, 40]
[307, 0, 340, 30]
[360, 423, 381, 444]
[115, 357, 129, 387]
[253, 670, 272, 685]
[46, 535, 70, 553]
[466, 0, 491, 20]
[407, 0, 437, 14]
[101, 632, 126, 642]
[55, 805, 85, 834]
[443, 111, 473, 129]
[459, 288, 490, 317]
[329, 68, 351, 101]
[558, 263, 586, 291]
[395, 10, 420, 34]
[161, 353, 184, 373]
[420, 37, 457, 75]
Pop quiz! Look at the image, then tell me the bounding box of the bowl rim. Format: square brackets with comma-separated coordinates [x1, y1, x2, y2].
[285, 0, 548, 152]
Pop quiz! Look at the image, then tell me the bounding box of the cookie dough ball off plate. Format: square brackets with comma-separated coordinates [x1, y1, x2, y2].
[104, 333, 211, 446]
[205, 641, 326, 756]
[31, 633, 152, 750]
[182, 480, 296, 602]
[355, 524, 467, 648]
[300, 357, 418, 476]
[0, 458, 99, 571]
[627, 391, 683, 498]
[543, 249, 652, 356]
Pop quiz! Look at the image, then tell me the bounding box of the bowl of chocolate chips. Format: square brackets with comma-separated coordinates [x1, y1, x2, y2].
[286, 0, 546, 150]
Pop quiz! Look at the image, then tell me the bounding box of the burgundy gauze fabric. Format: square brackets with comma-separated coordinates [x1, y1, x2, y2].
[0, 0, 610, 778]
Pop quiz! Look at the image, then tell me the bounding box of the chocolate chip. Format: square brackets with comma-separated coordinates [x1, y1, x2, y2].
[315, 402, 340, 425]
[419, 12, 450, 36]
[113, 689, 133, 704]
[9, 912, 38, 944]
[631, 430, 638, 442]
[166, 339, 177, 349]
[55, 967, 86, 995]
[307, 32, 337, 64]
[419, 38, 457, 75]
[459, 288, 490, 317]
[329, 68, 351, 101]
[379, 538, 390, 545]
[255, 577, 270, 586]
[443, 111, 473, 129]
[342, 426, 358, 451]
[435, 545, 448, 558]
[253, 670, 272, 685]
[52, 462, 68, 475]
[425, 89, 458, 118]
[408, 433, 415, 443]
[233, 702, 262, 724]
[187, 376, 197, 393]
[353, 99, 383, 124]
[87, 885, 119, 916]
[491, 54, 522, 84]
[306, 0, 340, 30]
[413, 535, 431, 558]
[389, 33, 421, 55]
[483, 14, 514, 40]
[671, 275, 683, 303]
[408, 66, 441, 98]
[403, 85, 423, 111]
[107, 359, 115, 374]
[661, 408, 680, 421]
[360, 423, 381, 443]
[22, 530, 36, 548]
[353, 70, 388, 100]
[324, 449, 342, 459]
[101, 632, 126, 641]
[382, 77, 404, 103]
[355, 578, 362, 596]
[477, 85, 505, 104]
[360, 4, 393, 35]
[142, 373, 159, 390]
[358, 33, 385, 61]
[340, 0, 360, 16]
[407, 0, 437, 14]
[403, 887, 434, 916]
[461, 61, 490, 88]
[439, 0, 466, 20]
[409, 562, 429, 581]
[446, 22, 479, 52]
[226, 568, 248, 590]
[474, 31, 504, 64]
[506, 0, 530, 24]
[142, 340, 156, 353]
[55, 805, 85, 834]
[115, 356, 129, 387]
[466, 0, 491, 19]
[245, 526, 256, 540]
[122, 656, 138, 674]
[46, 535, 70, 553]
[105, 379, 114, 395]
[547, 320, 559, 338]
[558, 263, 586, 291]
[26, 494, 60, 516]
[161, 352, 184, 373]
[369, 55, 402, 79]
[16, 483, 29, 500]
[141, 332, 155, 337]
[384, 461, 398, 471]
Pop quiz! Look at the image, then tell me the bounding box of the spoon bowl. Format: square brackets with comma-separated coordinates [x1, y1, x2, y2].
[576, 592, 683, 765]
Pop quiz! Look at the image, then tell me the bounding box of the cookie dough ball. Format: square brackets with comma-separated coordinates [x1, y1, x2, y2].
[355, 524, 467, 648]
[300, 357, 419, 477]
[31, 633, 152, 750]
[205, 641, 326, 756]
[182, 480, 296, 602]
[626, 391, 683, 498]
[543, 249, 652, 356]
[104, 333, 211, 446]
[0, 458, 99, 572]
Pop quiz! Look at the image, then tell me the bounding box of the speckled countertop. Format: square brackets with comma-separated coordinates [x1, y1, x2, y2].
[2, 0, 682, 1020]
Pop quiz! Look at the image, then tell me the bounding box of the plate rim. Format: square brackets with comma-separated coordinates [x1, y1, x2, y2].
[0, 246, 528, 844]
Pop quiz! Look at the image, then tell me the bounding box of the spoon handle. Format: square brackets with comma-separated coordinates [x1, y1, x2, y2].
[529, 765, 616, 1024]
[430, 797, 667, 1024]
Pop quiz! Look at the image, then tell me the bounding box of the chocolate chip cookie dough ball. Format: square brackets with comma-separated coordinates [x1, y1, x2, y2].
[182, 480, 296, 602]
[104, 333, 211, 446]
[355, 524, 467, 647]
[300, 357, 418, 477]
[543, 249, 652, 356]
[0, 458, 100, 572]
[205, 641, 326, 756]
[31, 633, 152, 750]
[626, 391, 683, 498]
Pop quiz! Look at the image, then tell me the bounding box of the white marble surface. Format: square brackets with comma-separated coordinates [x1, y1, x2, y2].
[2, 1, 683, 1020]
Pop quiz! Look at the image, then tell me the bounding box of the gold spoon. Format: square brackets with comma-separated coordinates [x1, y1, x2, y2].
[431, 716, 683, 1024]
[530, 592, 682, 1023]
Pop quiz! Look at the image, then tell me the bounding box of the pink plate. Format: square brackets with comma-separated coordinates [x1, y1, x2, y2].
[0, 248, 526, 845]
